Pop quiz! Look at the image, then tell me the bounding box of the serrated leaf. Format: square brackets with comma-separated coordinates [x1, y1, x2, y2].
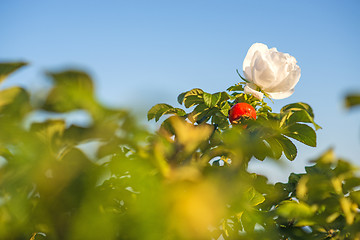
[276, 135, 297, 161]
[184, 95, 203, 108]
[203, 92, 221, 108]
[253, 140, 270, 161]
[147, 104, 185, 121]
[227, 83, 245, 92]
[178, 88, 204, 106]
[265, 137, 283, 159]
[148, 103, 173, 121]
[219, 91, 230, 102]
[212, 112, 229, 129]
[189, 103, 210, 123]
[284, 123, 317, 147]
[160, 116, 176, 135]
[185, 88, 204, 96]
[177, 92, 186, 104]
[281, 108, 321, 130]
[281, 102, 314, 117]
[0, 62, 27, 84]
[258, 105, 272, 113]
[219, 101, 231, 116]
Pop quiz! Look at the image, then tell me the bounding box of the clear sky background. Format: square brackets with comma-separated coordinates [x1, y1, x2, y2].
[1, 0, 359, 182]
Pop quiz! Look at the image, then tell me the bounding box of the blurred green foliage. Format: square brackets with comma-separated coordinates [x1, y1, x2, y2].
[0, 62, 359, 240]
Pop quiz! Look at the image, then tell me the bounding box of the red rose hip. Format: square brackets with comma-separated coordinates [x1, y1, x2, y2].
[228, 103, 256, 124]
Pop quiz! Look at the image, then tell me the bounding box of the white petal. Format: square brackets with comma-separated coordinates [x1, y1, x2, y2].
[266, 64, 301, 93]
[244, 84, 264, 100]
[270, 52, 289, 85]
[266, 89, 295, 99]
[243, 43, 269, 81]
[251, 51, 276, 89]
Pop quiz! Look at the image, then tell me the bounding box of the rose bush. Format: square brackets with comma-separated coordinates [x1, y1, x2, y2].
[243, 43, 301, 100]
[0, 47, 359, 239]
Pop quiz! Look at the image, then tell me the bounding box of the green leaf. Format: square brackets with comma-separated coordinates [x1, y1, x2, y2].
[30, 119, 66, 148]
[0, 62, 27, 84]
[283, 109, 321, 130]
[48, 70, 94, 90]
[345, 94, 360, 109]
[248, 187, 265, 207]
[252, 140, 270, 161]
[177, 92, 186, 105]
[277, 201, 314, 219]
[203, 92, 221, 108]
[265, 137, 283, 160]
[0, 87, 31, 116]
[189, 103, 210, 123]
[284, 123, 317, 147]
[350, 191, 360, 205]
[147, 104, 186, 121]
[160, 116, 176, 135]
[309, 148, 335, 166]
[219, 91, 230, 102]
[212, 112, 229, 129]
[148, 103, 172, 121]
[227, 83, 245, 92]
[241, 210, 256, 232]
[344, 177, 360, 193]
[276, 135, 297, 161]
[184, 95, 204, 108]
[281, 102, 314, 117]
[178, 88, 204, 106]
[220, 101, 231, 116]
[333, 159, 356, 176]
[43, 70, 98, 113]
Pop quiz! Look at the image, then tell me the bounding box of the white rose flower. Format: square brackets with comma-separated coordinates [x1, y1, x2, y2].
[242, 43, 301, 100]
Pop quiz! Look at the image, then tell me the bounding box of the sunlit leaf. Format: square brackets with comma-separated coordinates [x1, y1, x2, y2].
[43, 70, 99, 113]
[220, 101, 231, 116]
[277, 201, 314, 219]
[227, 83, 245, 92]
[282, 109, 321, 130]
[340, 197, 355, 225]
[147, 103, 186, 121]
[30, 119, 66, 150]
[284, 123, 316, 147]
[203, 92, 221, 108]
[0, 62, 27, 84]
[0, 87, 31, 116]
[281, 102, 314, 118]
[276, 135, 297, 161]
[265, 137, 283, 159]
[248, 187, 265, 206]
[178, 88, 204, 107]
[189, 103, 210, 123]
[171, 117, 213, 154]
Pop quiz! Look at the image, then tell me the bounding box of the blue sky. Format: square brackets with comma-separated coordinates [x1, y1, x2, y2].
[1, 0, 359, 182]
